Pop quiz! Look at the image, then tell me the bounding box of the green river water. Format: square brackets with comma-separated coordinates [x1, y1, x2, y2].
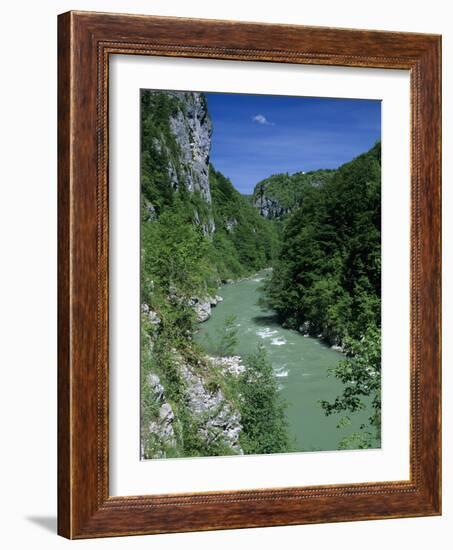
[196, 270, 372, 452]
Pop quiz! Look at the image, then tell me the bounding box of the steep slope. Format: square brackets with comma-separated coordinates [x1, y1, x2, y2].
[141, 90, 215, 233]
[209, 167, 279, 281]
[141, 89, 278, 281]
[140, 90, 284, 459]
[263, 142, 381, 346]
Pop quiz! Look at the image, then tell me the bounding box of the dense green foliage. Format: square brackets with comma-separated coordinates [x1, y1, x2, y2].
[238, 347, 290, 454]
[264, 142, 381, 344]
[141, 90, 181, 214]
[142, 199, 213, 304]
[262, 143, 382, 446]
[209, 167, 279, 280]
[320, 326, 381, 449]
[215, 314, 239, 357]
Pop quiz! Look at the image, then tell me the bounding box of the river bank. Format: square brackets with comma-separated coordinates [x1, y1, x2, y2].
[196, 270, 372, 452]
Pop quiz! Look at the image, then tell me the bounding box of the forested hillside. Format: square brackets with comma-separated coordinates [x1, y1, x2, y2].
[209, 167, 279, 280]
[261, 143, 382, 448]
[140, 90, 287, 459]
[263, 142, 381, 344]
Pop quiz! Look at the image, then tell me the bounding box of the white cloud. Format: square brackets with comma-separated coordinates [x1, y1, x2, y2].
[252, 114, 274, 126]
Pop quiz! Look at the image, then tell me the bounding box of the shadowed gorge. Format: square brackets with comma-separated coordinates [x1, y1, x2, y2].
[140, 89, 381, 459]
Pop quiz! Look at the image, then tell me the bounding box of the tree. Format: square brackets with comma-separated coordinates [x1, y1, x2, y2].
[141, 198, 212, 300]
[320, 326, 381, 449]
[216, 315, 239, 356]
[238, 347, 290, 454]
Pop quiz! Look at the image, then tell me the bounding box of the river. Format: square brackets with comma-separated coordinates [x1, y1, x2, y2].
[196, 270, 372, 452]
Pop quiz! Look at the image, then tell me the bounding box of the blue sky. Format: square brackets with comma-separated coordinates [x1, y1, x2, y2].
[204, 92, 381, 194]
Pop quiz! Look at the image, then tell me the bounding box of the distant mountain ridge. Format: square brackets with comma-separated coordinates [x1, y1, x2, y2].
[252, 169, 335, 220]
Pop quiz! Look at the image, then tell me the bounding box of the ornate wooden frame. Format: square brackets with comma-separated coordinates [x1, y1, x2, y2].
[58, 10, 441, 539]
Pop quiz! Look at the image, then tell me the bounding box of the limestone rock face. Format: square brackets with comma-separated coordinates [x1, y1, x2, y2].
[168, 94, 212, 198]
[141, 90, 216, 235]
[225, 218, 238, 232]
[252, 170, 335, 221]
[141, 303, 161, 326]
[167, 92, 215, 235]
[179, 362, 243, 454]
[142, 350, 247, 459]
[253, 193, 291, 219]
[143, 373, 176, 458]
[298, 321, 311, 335]
[148, 373, 164, 400]
[190, 298, 211, 323]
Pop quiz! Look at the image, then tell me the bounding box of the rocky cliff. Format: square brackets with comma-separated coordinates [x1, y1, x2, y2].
[141, 342, 245, 459]
[141, 90, 215, 234]
[168, 93, 212, 199]
[253, 190, 291, 219]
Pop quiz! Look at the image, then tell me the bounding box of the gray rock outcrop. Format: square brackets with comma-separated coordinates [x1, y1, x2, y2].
[253, 193, 291, 219]
[168, 94, 212, 197]
[209, 355, 245, 376]
[144, 373, 177, 458]
[142, 350, 246, 459]
[189, 294, 223, 323]
[167, 92, 215, 234]
[141, 303, 161, 326]
[179, 362, 243, 454]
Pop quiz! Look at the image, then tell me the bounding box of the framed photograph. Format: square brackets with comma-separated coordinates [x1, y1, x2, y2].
[58, 11, 441, 538]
